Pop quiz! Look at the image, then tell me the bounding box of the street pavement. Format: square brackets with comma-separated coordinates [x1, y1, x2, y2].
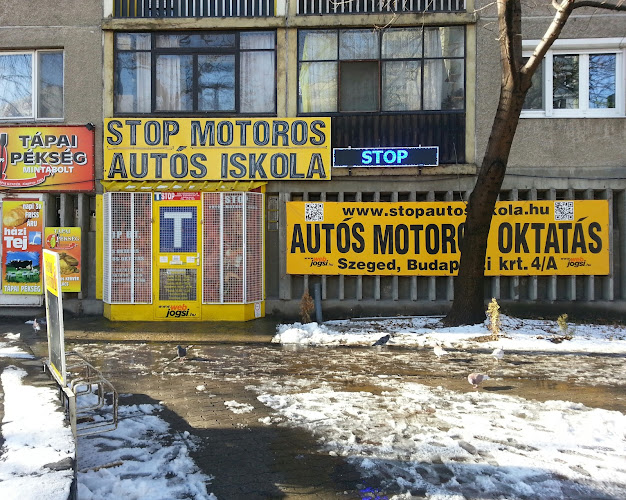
[0, 316, 368, 499]
[1, 315, 625, 499]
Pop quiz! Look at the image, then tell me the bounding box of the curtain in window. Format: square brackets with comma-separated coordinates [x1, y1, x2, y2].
[299, 31, 338, 113]
[423, 30, 443, 110]
[383, 61, 421, 111]
[241, 51, 275, 113]
[156, 55, 193, 111]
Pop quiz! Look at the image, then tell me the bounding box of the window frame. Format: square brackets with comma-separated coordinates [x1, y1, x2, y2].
[297, 27, 466, 116]
[114, 31, 277, 117]
[521, 38, 625, 119]
[0, 49, 64, 121]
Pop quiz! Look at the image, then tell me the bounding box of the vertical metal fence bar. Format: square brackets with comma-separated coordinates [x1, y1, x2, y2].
[528, 188, 538, 301]
[338, 192, 345, 300]
[279, 191, 291, 300]
[566, 188, 576, 300]
[355, 192, 363, 301]
[446, 190, 455, 301]
[392, 192, 399, 301]
[605, 189, 614, 301]
[618, 189, 626, 300]
[374, 192, 381, 301]
[409, 191, 418, 301]
[491, 192, 502, 301]
[584, 189, 595, 301]
[548, 188, 557, 301]
[427, 191, 436, 301]
[509, 189, 520, 301]
[321, 192, 327, 300]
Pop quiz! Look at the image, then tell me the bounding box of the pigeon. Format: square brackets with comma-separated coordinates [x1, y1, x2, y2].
[176, 345, 187, 361]
[433, 344, 448, 358]
[468, 373, 490, 388]
[491, 346, 504, 362]
[372, 334, 391, 346]
[33, 318, 41, 332]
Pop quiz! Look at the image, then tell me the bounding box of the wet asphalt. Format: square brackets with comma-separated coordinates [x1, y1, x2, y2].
[1, 315, 625, 499]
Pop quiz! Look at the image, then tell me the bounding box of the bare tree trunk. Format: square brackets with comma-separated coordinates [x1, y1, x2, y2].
[444, 84, 526, 325]
[443, 0, 527, 325]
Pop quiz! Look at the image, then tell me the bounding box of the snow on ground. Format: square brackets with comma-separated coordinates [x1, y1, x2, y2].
[2, 315, 626, 499]
[0, 366, 74, 500]
[273, 314, 626, 353]
[0, 333, 35, 359]
[260, 315, 626, 498]
[78, 398, 216, 500]
[254, 377, 626, 499]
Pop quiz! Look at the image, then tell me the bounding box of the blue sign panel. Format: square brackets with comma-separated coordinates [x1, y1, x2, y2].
[333, 147, 439, 168]
[159, 207, 197, 253]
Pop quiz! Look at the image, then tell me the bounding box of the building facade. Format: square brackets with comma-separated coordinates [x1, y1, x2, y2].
[1, 1, 624, 321]
[0, 1, 102, 315]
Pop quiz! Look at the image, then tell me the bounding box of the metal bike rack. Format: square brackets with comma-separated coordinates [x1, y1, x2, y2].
[46, 351, 119, 437]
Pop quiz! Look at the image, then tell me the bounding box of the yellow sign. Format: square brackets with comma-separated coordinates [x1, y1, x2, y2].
[44, 227, 81, 292]
[104, 118, 331, 181]
[43, 249, 61, 297]
[287, 201, 609, 276]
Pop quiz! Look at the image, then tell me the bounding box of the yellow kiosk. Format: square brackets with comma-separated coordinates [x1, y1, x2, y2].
[100, 117, 330, 321]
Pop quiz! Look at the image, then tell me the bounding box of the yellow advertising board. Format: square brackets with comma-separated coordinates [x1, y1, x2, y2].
[104, 118, 331, 182]
[2, 199, 44, 294]
[287, 201, 609, 276]
[43, 249, 61, 297]
[44, 227, 81, 292]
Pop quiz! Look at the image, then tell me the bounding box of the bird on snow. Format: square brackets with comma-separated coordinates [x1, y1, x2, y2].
[433, 344, 449, 358]
[491, 346, 504, 362]
[468, 373, 490, 388]
[33, 318, 41, 332]
[372, 334, 391, 346]
[176, 345, 187, 361]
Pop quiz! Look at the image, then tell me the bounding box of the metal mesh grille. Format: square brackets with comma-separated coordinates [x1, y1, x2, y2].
[223, 193, 244, 303]
[202, 192, 263, 304]
[159, 269, 197, 301]
[246, 193, 264, 302]
[103, 192, 152, 304]
[133, 193, 152, 302]
[202, 193, 222, 303]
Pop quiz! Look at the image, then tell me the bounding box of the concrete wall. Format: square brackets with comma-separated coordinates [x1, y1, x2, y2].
[0, 0, 103, 314]
[474, 3, 626, 171]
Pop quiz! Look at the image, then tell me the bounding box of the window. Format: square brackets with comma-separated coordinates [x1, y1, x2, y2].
[115, 31, 276, 115]
[522, 39, 625, 118]
[298, 27, 465, 114]
[0, 50, 64, 120]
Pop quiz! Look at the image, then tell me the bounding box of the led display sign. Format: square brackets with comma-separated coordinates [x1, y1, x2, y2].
[333, 147, 439, 168]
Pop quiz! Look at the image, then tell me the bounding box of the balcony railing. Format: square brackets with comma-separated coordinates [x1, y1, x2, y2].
[113, 0, 464, 17]
[298, 0, 466, 14]
[113, 0, 274, 18]
[332, 112, 466, 164]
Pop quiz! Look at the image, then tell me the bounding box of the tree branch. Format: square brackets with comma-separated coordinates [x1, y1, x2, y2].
[572, 0, 626, 9]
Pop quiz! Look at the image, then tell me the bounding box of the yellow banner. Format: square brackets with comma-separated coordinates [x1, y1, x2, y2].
[44, 227, 81, 292]
[104, 118, 331, 182]
[286, 201, 609, 276]
[43, 249, 60, 297]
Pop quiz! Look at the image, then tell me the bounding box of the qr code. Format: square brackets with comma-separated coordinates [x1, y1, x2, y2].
[554, 201, 574, 221]
[305, 203, 324, 222]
